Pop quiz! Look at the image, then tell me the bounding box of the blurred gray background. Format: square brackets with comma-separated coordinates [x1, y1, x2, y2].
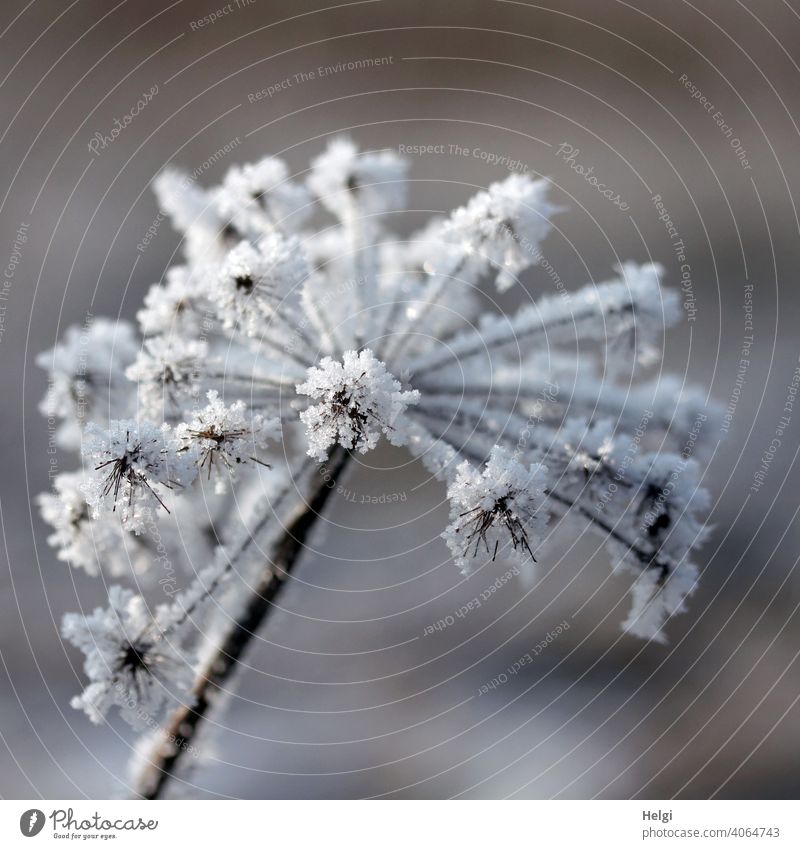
[1, 0, 799, 799]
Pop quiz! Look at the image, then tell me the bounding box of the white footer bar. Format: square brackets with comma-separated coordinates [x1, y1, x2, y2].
[1, 800, 796, 847]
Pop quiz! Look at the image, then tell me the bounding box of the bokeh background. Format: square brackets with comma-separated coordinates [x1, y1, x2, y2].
[1, 0, 799, 799]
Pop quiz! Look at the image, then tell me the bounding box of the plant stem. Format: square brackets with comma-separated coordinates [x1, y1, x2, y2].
[132, 446, 350, 799]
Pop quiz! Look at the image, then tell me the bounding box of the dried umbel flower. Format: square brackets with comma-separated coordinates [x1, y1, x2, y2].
[37, 137, 718, 797]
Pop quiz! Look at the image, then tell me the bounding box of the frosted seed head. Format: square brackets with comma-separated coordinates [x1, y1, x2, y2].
[62, 586, 192, 728]
[36, 318, 139, 448]
[296, 349, 419, 460]
[137, 266, 205, 338]
[175, 390, 280, 493]
[443, 446, 548, 575]
[440, 174, 557, 290]
[213, 156, 312, 236]
[81, 420, 198, 532]
[308, 137, 408, 220]
[209, 234, 309, 334]
[153, 168, 232, 264]
[125, 336, 207, 418]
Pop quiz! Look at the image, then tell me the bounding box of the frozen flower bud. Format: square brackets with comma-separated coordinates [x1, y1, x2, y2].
[296, 349, 419, 460]
[600, 453, 711, 643]
[38, 474, 154, 579]
[558, 417, 616, 477]
[440, 173, 557, 290]
[36, 318, 139, 448]
[213, 155, 311, 237]
[62, 586, 191, 727]
[209, 234, 309, 335]
[175, 390, 281, 493]
[153, 168, 241, 264]
[81, 419, 198, 532]
[443, 447, 548, 575]
[126, 337, 207, 417]
[137, 266, 205, 337]
[308, 137, 408, 220]
[38, 472, 100, 575]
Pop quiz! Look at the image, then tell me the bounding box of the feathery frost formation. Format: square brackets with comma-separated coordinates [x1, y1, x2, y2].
[38, 138, 716, 740]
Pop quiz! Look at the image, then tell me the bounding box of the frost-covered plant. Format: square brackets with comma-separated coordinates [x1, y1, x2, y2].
[38, 138, 717, 798]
